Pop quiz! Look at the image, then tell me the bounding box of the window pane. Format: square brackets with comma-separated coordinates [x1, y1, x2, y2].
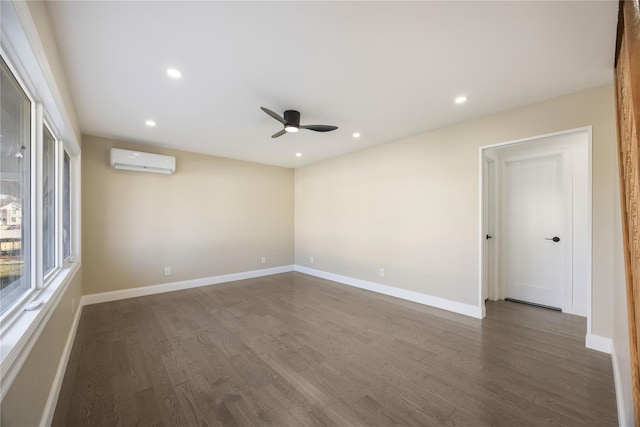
[0, 56, 31, 314]
[63, 151, 70, 259]
[43, 126, 55, 275]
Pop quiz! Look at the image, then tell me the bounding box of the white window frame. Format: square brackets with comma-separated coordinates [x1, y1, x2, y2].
[41, 119, 61, 282]
[0, 0, 82, 401]
[62, 149, 72, 262]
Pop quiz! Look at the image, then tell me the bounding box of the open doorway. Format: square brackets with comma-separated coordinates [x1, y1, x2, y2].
[479, 128, 592, 325]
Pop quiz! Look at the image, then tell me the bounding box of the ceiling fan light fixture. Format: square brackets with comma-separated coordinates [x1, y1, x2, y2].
[284, 125, 299, 133]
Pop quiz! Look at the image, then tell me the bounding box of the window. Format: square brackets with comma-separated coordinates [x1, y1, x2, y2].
[63, 151, 71, 259]
[43, 125, 56, 275]
[1, 2, 82, 399]
[0, 56, 31, 315]
[1, 51, 74, 316]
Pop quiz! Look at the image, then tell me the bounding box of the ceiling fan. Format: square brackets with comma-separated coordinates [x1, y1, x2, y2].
[261, 107, 338, 138]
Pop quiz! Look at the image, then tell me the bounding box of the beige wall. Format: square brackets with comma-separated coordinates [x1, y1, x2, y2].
[82, 135, 294, 295]
[295, 85, 620, 338]
[1, 269, 83, 426]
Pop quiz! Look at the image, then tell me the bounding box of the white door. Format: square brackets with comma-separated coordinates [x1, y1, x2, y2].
[503, 155, 564, 308]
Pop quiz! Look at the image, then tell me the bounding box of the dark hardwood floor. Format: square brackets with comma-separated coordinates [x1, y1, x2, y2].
[52, 272, 617, 426]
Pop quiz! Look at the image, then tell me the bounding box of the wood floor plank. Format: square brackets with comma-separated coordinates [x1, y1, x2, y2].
[134, 387, 164, 427]
[52, 272, 618, 426]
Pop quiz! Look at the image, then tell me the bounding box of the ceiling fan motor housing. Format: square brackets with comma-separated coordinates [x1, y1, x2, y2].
[284, 110, 301, 127]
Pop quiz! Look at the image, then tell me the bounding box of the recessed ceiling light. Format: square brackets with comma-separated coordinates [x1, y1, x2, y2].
[455, 95, 468, 104]
[145, 120, 156, 127]
[295, 152, 302, 157]
[352, 132, 361, 138]
[166, 68, 182, 79]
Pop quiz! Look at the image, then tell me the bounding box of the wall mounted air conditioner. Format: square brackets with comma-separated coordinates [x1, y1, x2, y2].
[110, 148, 176, 174]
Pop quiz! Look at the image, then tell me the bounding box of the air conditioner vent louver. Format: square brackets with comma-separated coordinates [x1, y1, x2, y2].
[110, 148, 176, 174]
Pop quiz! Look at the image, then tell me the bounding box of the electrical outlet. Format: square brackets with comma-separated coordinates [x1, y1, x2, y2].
[379, 268, 385, 277]
[261, 256, 266, 264]
[164, 267, 172, 276]
[310, 256, 314, 264]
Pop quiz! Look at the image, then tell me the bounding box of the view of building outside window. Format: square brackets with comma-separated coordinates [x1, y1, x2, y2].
[63, 151, 71, 259]
[0, 56, 31, 314]
[43, 126, 56, 275]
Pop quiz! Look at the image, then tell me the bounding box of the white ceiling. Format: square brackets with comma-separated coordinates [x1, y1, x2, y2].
[46, 1, 618, 168]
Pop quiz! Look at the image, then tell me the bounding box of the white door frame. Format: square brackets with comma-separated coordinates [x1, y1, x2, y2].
[478, 127, 593, 332]
[482, 159, 497, 302]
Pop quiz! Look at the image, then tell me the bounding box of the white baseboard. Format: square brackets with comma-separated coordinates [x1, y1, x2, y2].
[585, 333, 612, 354]
[294, 265, 483, 319]
[81, 265, 295, 306]
[40, 302, 84, 426]
[611, 343, 632, 427]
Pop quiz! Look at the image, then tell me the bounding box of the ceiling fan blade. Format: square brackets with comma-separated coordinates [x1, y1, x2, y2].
[300, 125, 338, 132]
[271, 129, 287, 138]
[261, 107, 286, 125]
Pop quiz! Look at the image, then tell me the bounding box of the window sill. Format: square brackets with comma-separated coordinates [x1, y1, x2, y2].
[0, 260, 80, 400]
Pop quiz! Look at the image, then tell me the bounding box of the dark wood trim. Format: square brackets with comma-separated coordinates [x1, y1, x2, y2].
[615, 1, 624, 66]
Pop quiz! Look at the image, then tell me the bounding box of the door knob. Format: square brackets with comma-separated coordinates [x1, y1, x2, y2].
[545, 236, 560, 242]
